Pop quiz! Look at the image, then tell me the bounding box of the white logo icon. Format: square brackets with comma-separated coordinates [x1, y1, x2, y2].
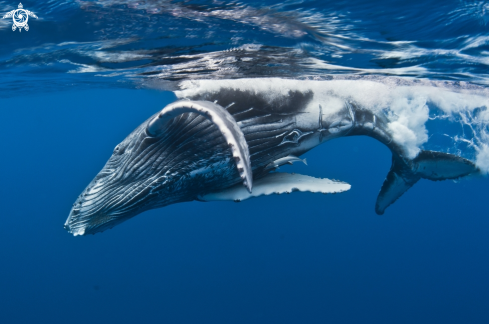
[2, 3, 37, 32]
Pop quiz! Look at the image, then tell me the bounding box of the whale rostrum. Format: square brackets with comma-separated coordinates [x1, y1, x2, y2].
[64, 84, 479, 236]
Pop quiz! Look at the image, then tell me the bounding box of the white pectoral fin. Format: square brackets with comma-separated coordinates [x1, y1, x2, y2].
[199, 172, 351, 202]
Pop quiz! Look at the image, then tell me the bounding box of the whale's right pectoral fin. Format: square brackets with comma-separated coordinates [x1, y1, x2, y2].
[147, 100, 253, 193]
[199, 172, 351, 202]
[376, 151, 478, 215]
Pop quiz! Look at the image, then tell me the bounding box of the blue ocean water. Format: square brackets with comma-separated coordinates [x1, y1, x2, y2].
[1, 1, 489, 323]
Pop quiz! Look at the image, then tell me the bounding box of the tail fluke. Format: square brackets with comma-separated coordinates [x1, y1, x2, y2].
[375, 155, 420, 215]
[375, 151, 478, 215]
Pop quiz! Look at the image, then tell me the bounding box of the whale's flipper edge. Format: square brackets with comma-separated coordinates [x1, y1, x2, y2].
[199, 172, 351, 202]
[376, 151, 479, 215]
[147, 100, 253, 193]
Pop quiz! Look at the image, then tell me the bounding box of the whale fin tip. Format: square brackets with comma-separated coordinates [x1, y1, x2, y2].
[375, 157, 419, 215]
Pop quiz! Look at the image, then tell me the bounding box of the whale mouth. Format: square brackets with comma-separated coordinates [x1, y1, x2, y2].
[65, 202, 137, 236]
[64, 205, 114, 236]
[64, 213, 88, 236]
[64, 187, 130, 236]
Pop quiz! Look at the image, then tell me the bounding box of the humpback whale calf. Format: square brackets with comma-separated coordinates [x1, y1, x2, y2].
[65, 78, 483, 236]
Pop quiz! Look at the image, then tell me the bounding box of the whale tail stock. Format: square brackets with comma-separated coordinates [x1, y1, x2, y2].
[375, 150, 479, 215]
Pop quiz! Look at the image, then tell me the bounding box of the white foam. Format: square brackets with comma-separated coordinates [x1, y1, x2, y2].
[476, 144, 489, 174]
[387, 95, 429, 158]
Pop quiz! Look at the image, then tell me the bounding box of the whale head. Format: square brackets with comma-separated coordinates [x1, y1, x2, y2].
[64, 116, 179, 236]
[64, 101, 253, 236]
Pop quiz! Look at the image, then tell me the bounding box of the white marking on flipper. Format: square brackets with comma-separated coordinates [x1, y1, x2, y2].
[199, 172, 350, 202]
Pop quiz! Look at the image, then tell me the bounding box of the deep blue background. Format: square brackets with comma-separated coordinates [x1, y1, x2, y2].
[1, 89, 489, 323]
